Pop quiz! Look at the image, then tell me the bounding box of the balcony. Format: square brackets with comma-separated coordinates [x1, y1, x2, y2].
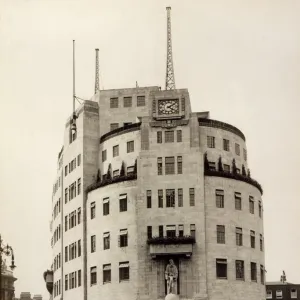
[147, 236, 195, 258]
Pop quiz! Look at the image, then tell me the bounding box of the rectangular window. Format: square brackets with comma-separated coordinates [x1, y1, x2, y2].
[110, 123, 119, 131]
[251, 262, 257, 282]
[103, 264, 111, 284]
[216, 259, 227, 279]
[217, 225, 225, 244]
[65, 188, 68, 204]
[276, 290, 283, 299]
[243, 148, 247, 161]
[103, 232, 110, 250]
[90, 267, 97, 285]
[165, 157, 175, 175]
[91, 235, 96, 253]
[207, 136, 215, 148]
[250, 230, 256, 248]
[65, 216, 68, 232]
[77, 154, 81, 166]
[236, 227, 243, 246]
[127, 141, 134, 153]
[91, 202, 96, 219]
[291, 289, 297, 299]
[235, 192, 242, 210]
[249, 196, 254, 214]
[178, 224, 184, 237]
[119, 194, 127, 212]
[127, 166, 134, 175]
[223, 139, 230, 151]
[166, 225, 176, 237]
[216, 190, 224, 208]
[157, 131, 162, 143]
[65, 275, 68, 291]
[178, 188, 183, 207]
[102, 150, 107, 162]
[113, 170, 119, 178]
[190, 224, 196, 238]
[146, 190, 152, 208]
[260, 265, 265, 284]
[77, 178, 81, 195]
[78, 240, 81, 257]
[157, 157, 163, 175]
[259, 201, 262, 218]
[189, 188, 195, 206]
[176, 130, 182, 142]
[113, 145, 119, 157]
[123, 96, 132, 107]
[147, 226, 152, 239]
[65, 166, 68, 177]
[235, 260, 244, 280]
[260, 234, 263, 251]
[235, 143, 240, 155]
[266, 290, 272, 299]
[159, 225, 163, 237]
[223, 164, 230, 172]
[165, 131, 174, 143]
[65, 246, 68, 262]
[137, 95, 145, 106]
[158, 189, 163, 208]
[77, 208, 81, 225]
[103, 198, 110, 216]
[119, 229, 128, 247]
[119, 262, 130, 282]
[177, 156, 182, 174]
[110, 97, 118, 108]
[166, 189, 175, 208]
[78, 270, 82, 287]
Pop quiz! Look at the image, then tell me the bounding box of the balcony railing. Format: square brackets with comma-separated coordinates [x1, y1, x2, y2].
[147, 235, 196, 245]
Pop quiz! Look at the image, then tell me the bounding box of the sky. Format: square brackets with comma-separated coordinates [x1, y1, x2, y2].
[0, 0, 300, 298]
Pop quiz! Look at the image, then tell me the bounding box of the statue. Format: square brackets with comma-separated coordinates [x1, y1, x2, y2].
[165, 259, 178, 294]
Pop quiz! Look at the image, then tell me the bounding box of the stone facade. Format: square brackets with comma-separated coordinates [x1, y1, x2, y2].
[47, 86, 265, 300]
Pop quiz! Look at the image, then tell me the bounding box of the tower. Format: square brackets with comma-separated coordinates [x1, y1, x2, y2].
[165, 7, 176, 90]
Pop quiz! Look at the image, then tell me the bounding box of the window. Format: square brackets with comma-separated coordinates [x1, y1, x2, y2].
[127, 141, 134, 153]
[91, 202, 96, 219]
[65, 246, 68, 262]
[165, 131, 174, 143]
[119, 262, 130, 281]
[103, 232, 110, 250]
[110, 97, 118, 108]
[103, 198, 109, 216]
[127, 166, 134, 175]
[113, 145, 119, 157]
[65, 166, 68, 177]
[77, 178, 81, 195]
[223, 164, 230, 172]
[91, 235, 96, 253]
[251, 262, 257, 282]
[177, 130, 182, 142]
[146, 190, 152, 208]
[103, 264, 111, 284]
[259, 201, 262, 218]
[165, 157, 175, 174]
[235, 143, 240, 155]
[276, 290, 282, 299]
[147, 226, 152, 239]
[236, 227, 243, 246]
[65, 275, 68, 291]
[90, 267, 97, 285]
[207, 136, 215, 148]
[216, 259, 227, 279]
[110, 123, 119, 131]
[119, 194, 127, 212]
[113, 170, 119, 178]
[166, 225, 176, 237]
[78, 240, 81, 257]
[158, 189, 163, 208]
[235, 260, 244, 280]
[291, 289, 297, 299]
[65, 188, 68, 204]
[119, 229, 128, 247]
[250, 230, 255, 248]
[249, 196, 254, 214]
[235, 192, 242, 210]
[208, 161, 216, 171]
[217, 225, 225, 244]
[102, 150, 107, 162]
[223, 139, 230, 151]
[266, 290, 272, 299]
[159, 225, 163, 237]
[137, 95, 145, 106]
[77, 154, 81, 166]
[216, 190, 224, 208]
[243, 148, 247, 161]
[123, 96, 132, 107]
[190, 224, 196, 238]
[77, 208, 81, 224]
[78, 270, 82, 287]
[157, 157, 163, 175]
[178, 224, 184, 237]
[65, 216, 68, 232]
[189, 188, 195, 206]
[177, 156, 182, 174]
[260, 234, 263, 251]
[178, 189, 183, 207]
[157, 131, 162, 143]
[166, 189, 175, 207]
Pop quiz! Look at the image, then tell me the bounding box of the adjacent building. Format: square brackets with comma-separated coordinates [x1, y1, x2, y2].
[0, 261, 17, 300]
[266, 282, 300, 300]
[14, 292, 43, 300]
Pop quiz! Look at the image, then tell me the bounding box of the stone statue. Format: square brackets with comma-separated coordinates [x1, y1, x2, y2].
[165, 259, 178, 294]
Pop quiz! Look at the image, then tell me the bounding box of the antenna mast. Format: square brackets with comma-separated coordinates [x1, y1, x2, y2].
[165, 7, 176, 90]
[95, 48, 100, 94]
[71, 40, 77, 134]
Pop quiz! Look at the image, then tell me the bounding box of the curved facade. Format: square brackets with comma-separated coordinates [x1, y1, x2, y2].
[46, 86, 265, 300]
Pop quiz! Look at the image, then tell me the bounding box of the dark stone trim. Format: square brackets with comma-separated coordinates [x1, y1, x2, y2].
[100, 123, 141, 144]
[204, 170, 263, 194]
[199, 118, 246, 141]
[147, 236, 196, 245]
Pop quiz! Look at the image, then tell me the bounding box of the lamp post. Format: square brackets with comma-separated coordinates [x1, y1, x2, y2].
[0, 235, 16, 300]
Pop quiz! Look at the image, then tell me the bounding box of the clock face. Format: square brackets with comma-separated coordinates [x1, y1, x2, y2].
[158, 99, 179, 115]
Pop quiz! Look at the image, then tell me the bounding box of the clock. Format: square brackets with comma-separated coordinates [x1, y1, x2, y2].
[158, 99, 179, 115]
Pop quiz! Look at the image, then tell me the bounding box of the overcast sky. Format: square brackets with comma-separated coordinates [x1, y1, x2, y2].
[0, 0, 300, 298]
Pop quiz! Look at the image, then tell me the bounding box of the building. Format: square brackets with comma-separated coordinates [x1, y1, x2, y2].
[14, 292, 43, 300]
[45, 7, 265, 300]
[0, 260, 17, 300]
[266, 282, 300, 300]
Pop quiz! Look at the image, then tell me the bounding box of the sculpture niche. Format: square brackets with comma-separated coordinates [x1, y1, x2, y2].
[165, 259, 178, 294]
